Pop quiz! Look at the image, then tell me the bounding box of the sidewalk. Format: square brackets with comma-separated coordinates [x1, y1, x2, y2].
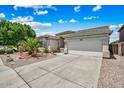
[0, 58, 29, 88]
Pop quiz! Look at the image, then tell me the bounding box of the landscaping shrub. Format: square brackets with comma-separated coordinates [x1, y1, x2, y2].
[18, 37, 40, 55]
[0, 49, 5, 54]
[38, 47, 45, 53]
[44, 48, 49, 53]
[0, 46, 13, 54]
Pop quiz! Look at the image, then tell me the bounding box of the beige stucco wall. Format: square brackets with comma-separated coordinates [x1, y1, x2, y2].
[64, 34, 110, 58]
[48, 39, 59, 52]
[118, 42, 124, 56]
[102, 37, 110, 58]
[120, 28, 124, 42]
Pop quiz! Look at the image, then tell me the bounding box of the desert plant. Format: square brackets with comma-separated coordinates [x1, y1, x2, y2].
[18, 37, 40, 55]
[38, 47, 45, 53]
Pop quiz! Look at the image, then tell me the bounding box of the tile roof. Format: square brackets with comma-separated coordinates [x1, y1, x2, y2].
[56, 30, 75, 36]
[63, 26, 112, 38]
[38, 26, 112, 39]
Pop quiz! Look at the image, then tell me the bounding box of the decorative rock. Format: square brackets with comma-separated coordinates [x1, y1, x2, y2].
[6, 55, 14, 62]
[10, 61, 15, 65]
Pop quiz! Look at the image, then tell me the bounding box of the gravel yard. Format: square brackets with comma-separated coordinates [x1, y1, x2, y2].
[0, 52, 56, 69]
[98, 55, 124, 88]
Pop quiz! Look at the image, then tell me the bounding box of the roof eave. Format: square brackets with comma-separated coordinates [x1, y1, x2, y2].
[118, 24, 124, 32]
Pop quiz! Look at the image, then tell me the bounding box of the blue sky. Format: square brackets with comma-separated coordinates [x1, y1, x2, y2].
[0, 5, 124, 42]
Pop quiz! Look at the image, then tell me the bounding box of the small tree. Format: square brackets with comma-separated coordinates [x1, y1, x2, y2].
[18, 37, 40, 56]
[0, 20, 36, 47]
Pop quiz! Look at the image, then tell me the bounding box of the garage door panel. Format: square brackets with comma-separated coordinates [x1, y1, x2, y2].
[67, 39, 102, 52]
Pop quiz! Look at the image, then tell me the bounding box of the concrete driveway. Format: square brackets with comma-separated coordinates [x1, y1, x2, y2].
[0, 58, 29, 88]
[0, 53, 102, 88]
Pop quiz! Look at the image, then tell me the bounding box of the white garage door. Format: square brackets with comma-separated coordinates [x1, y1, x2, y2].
[67, 38, 103, 52]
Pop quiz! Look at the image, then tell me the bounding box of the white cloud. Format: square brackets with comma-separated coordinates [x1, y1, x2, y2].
[0, 13, 5, 19]
[11, 16, 33, 23]
[58, 18, 77, 24]
[74, 6, 80, 12]
[11, 13, 15, 16]
[13, 5, 42, 10]
[109, 24, 123, 42]
[26, 22, 52, 31]
[38, 31, 57, 36]
[58, 19, 65, 24]
[109, 25, 118, 30]
[41, 5, 57, 11]
[13, 5, 57, 11]
[92, 5, 102, 12]
[110, 31, 119, 43]
[10, 16, 52, 32]
[34, 10, 48, 15]
[83, 16, 99, 20]
[109, 24, 123, 30]
[69, 18, 77, 23]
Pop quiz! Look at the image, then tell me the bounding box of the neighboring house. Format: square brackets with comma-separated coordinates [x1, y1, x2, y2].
[38, 35, 59, 52]
[38, 26, 112, 57]
[38, 31, 75, 52]
[118, 24, 124, 42]
[118, 24, 124, 56]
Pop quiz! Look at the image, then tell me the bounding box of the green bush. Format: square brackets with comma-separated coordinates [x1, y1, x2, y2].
[7, 45, 14, 49]
[18, 37, 40, 55]
[0, 49, 5, 54]
[0, 47, 13, 54]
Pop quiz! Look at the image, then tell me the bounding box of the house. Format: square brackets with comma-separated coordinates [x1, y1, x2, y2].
[38, 26, 112, 57]
[38, 35, 59, 52]
[63, 26, 112, 57]
[56, 30, 75, 36]
[38, 31, 75, 52]
[56, 30, 76, 50]
[118, 24, 124, 56]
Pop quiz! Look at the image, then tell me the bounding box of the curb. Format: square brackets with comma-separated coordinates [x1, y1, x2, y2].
[0, 57, 3, 66]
